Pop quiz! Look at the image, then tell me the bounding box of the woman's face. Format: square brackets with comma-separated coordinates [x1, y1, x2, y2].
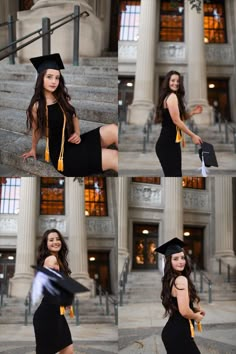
[43, 69, 60, 93]
[169, 74, 180, 92]
[171, 251, 186, 272]
[47, 232, 62, 254]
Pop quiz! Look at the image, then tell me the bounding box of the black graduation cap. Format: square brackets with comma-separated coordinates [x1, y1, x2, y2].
[31, 265, 89, 306]
[155, 237, 185, 257]
[30, 53, 65, 74]
[198, 142, 218, 168]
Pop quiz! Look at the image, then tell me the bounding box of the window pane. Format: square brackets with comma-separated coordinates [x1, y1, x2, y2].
[119, 1, 141, 41]
[160, 1, 184, 42]
[40, 178, 65, 215]
[182, 177, 205, 189]
[204, 0, 227, 43]
[0, 178, 21, 214]
[132, 177, 161, 184]
[84, 177, 108, 216]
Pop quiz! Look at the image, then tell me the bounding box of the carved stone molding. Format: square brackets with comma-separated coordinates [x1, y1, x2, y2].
[206, 45, 234, 65]
[157, 43, 186, 62]
[0, 217, 17, 234]
[183, 190, 209, 211]
[129, 183, 162, 207]
[86, 218, 114, 235]
[118, 41, 137, 61]
[39, 217, 66, 235]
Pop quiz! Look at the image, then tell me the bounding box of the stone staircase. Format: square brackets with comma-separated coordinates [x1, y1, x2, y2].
[0, 57, 118, 176]
[0, 295, 115, 325]
[119, 121, 236, 153]
[193, 269, 236, 302]
[123, 270, 163, 304]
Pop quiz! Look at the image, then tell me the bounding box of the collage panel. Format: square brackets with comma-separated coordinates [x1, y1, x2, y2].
[0, 177, 118, 353]
[0, 0, 118, 178]
[118, 0, 236, 177]
[118, 176, 236, 353]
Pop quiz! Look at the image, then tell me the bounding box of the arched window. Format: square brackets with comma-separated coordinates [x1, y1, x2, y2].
[0, 178, 21, 214]
[84, 177, 108, 216]
[132, 177, 161, 184]
[159, 0, 184, 42]
[182, 177, 205, 189]
[119, 0, 141, 41]
[40, 178, 65, 215]
[204, 0, 227, 43]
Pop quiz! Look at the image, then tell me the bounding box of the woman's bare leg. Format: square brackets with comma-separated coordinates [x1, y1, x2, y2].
[59, 344, 74, 354]
[101, 148, 118, 172]
[99, 124, 118, 148]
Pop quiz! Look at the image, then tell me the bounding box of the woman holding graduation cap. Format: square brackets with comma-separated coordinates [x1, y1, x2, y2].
[155, 70, 203, 176]
[156, 238, 205, 354]
[32, 228, 88, 354]
[21, 53, 118, 176]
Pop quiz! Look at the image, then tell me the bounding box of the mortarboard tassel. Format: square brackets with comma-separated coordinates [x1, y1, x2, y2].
[45, 107, 50, 163]
[56, 103, 66, 173]
[175, 127, 182, 143]
[57, 157, 64, 172]
[69, 306, 74, 318]
[60, 306, 65, 315]
[189, 319, 195, 338]
[197, 322, 202, 332]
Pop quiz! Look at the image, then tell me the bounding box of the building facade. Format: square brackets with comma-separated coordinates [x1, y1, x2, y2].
[118, 0, 236, 125]
[0, 177, 118, 298]
[118, 176, 236, 276]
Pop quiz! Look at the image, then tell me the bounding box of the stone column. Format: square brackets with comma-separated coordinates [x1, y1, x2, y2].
[186, 0, 212, 125]
[10, 177, 37, 298]
[163, 178, 183, 240]
[128, 0, 156, 125]
[118, 177, 129, 273]
[67, 178, 93, 294]
[214, 177, 235, 267]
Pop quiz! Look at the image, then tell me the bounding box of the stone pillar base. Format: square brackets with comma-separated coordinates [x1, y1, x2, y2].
[9, 275, 33, 298]
[118, 252, 129, 275]
[188, 101, 213, 126]
[128, 101, 155, 125]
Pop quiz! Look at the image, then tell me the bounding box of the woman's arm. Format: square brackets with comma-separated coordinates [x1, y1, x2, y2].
[184, 105, 203, 120]
[21, 103, 41, 160]
[68, 115, 81, 144]
[43, 255, 60, 271]
[175, 276, 204, 322]
[167, 94, 202, 145]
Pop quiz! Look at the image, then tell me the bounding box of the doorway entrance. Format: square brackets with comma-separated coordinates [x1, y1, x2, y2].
[88, 251, 111, 293]
[0, 250, 15, 295]
[183, 226, 204, 269]
[133, 223, 158, 270]
[207, 78, 230, 121]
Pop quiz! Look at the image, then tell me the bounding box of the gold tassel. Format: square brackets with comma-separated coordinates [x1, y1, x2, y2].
[57, 157, 64, 172]
[60, 306, 65, 315]
[189, 319, 195, 338]
[45, 139, 50, 162]
[197, 322, 202, 332]
[175, 127, 182, 143]
[69, 306, 74, 318]
[181, 132, 186, 148]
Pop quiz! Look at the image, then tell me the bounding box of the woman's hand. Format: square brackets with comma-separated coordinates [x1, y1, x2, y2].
[191, 134, 202, 145]
[195, 311, 204, 323]
[68, 132, 81, 144]
[21, 149, 37, 161]
[191, 105, 203, 116]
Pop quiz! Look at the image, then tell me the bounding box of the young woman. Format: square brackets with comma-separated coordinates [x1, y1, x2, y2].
[21, 53, 118, 176]
[155, 70, 203, 176]
[33, 229, 74, 354]
[156, 238, 205, 354]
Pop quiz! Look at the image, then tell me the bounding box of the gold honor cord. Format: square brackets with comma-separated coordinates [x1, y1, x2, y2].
[189, 319, 202, 338]
[60, 305, 74, 318]
[45, 103, 66, 172]
[175, 126, 186, 147]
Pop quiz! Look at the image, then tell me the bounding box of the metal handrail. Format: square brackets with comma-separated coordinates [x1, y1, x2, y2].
[119, 256, 130, 306]
[192, 263, 212, 303]
[217, 258, 231, 282]
[0, 20, 14, 28]
[142, 111, 154, 153]
[95, 283, 118, 324]
[0, 8, 89, 62]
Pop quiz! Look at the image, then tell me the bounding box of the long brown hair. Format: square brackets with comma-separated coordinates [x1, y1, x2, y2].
[37, 228, 71, 275]
[156, 70, 186, 122]
[26, 70, 75, 137]
[161, 251, 200, 317]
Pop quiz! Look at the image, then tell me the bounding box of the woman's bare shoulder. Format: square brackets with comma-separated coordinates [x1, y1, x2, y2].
[43, 255, 57, 266]
[175, 275, 188, 287]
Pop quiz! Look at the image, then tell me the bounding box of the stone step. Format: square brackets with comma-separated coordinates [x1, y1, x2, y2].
[0, 71, 117, 88]
[0, 94, 117, 124]
[0, 63, 118, 75]
[0, 129, 117, 177]
[0, 81, 117, 104]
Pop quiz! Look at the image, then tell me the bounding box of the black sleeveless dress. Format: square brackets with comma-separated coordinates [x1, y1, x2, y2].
[33, 288, 73, 354]
[48, 102, 103, 176]
[155, 108, 182, 177]
[162, 297, 201, 354]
